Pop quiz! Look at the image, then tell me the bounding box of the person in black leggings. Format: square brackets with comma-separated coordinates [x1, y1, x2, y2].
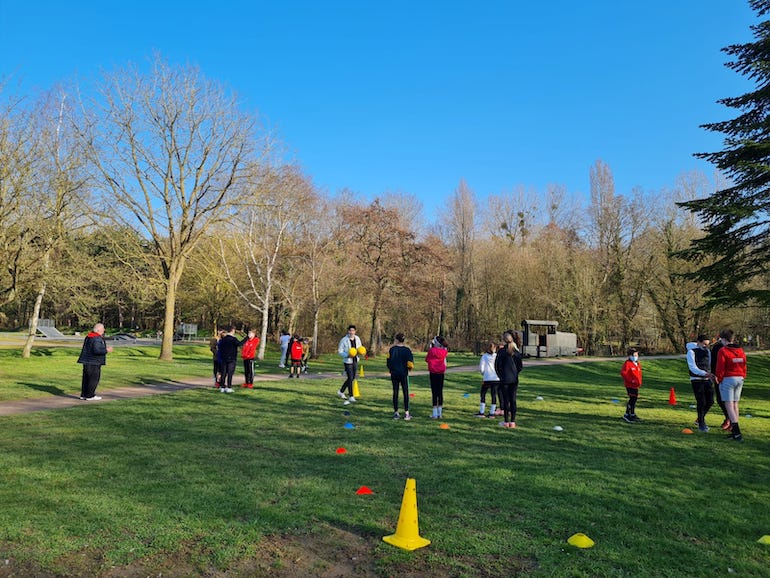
[494, 330, 523, 428]
[425, 336, 449, 419]
[387, 333, 414, 420]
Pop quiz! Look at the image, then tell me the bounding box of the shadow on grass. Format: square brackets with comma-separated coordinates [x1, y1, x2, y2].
[17, 381, 66, 396]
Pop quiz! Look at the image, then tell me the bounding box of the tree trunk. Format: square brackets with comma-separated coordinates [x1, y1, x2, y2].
[22, 280, 47, 359]
[257, 283, 271, 361]
[160, 279, 177, 361]
[160, 260, 186, 361]
[312, 305, 320, 358]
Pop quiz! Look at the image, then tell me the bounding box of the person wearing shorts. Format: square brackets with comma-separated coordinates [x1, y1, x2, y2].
[715, 329, 747, 441]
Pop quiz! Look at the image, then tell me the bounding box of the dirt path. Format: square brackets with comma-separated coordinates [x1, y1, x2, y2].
[0, 355, 632, 417]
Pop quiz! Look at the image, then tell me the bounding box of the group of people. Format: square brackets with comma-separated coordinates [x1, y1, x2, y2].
[76, 321, 747, 441]
[382, 330, 451, 421]
[472, 331, 524, 428]
[209, 327, 260, 392]
[279, 330, 311, 377]
[620, 328, 748, 441]
[383, 328, 524, 428]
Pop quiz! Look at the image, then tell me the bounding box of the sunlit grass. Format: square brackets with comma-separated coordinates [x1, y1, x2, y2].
[0, 351, 768, 576]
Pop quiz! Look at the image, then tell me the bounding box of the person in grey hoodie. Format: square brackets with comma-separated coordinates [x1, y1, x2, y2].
[686, 335, 714, 432]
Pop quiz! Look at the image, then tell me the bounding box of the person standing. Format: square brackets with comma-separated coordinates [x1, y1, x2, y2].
[218, 327, 244, 393]
[387, 333, 414, 420]
[77, 323, 113, 401]
[476, 341, 500, 418]
[686, 334, 714, 432]
[209, 330, 223, 387]
[620, 347, 642, 423]
[426, 336, 449, 419]
[241, 330, 260, 388]
[337, 325, 362, 402]
[288, 333, 304, 378]
[710, 330, 732, 431]
[715, 329, 748, 442]
[301, 337, 311, 373]
[494, 331, 523, 428]
[278, 330, 291, 368]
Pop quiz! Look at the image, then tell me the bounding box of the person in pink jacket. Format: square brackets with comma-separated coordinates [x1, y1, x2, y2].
[715, 329, 747, 441]
[425, 336, 449, 419]
[620, 347, 642, 423]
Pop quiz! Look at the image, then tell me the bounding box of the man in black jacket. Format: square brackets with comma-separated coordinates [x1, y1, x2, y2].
[710, 330, 732, 431]
[77, 323, 113, 401]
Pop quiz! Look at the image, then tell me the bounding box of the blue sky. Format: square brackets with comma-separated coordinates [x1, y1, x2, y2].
[0, 1, 758, 218]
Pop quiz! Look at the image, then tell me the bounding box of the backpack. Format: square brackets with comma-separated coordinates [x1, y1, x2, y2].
[290, 339, 304, 361]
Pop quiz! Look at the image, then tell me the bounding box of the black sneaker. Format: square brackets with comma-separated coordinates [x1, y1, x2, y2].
[622, 414, 633, 423]
[631, 415, 641, 422]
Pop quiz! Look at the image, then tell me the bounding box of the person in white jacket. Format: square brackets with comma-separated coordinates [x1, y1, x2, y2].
[336, 325, 362, 402]
[686, 335, 714, 432]
[475, 341, 501, 418]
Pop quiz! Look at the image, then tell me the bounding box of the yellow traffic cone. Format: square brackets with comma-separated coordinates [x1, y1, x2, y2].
[383, 478, 431, 551]
[359, 364, 365, 377]
[352, 379, 360, 398]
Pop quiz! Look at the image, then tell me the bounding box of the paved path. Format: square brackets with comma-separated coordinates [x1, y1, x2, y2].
[0, 355, 630, 417]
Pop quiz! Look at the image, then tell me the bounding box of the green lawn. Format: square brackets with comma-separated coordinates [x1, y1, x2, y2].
[0, 347, 768, 577]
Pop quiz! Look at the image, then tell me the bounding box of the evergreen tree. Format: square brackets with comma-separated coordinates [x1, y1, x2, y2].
[679, 0, 770, 307]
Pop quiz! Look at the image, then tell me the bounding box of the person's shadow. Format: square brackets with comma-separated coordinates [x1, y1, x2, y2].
[19, 382, 66, 396]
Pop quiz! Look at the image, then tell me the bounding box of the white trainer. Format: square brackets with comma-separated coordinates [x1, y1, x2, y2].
[347, 396, 356, 403]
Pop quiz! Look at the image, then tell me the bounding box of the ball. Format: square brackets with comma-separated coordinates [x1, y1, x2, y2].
[348, 347, 358, 357]
[357, 346, 367, 356]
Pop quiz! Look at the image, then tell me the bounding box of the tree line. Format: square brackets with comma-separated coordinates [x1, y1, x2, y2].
[3, 2, 770, 360]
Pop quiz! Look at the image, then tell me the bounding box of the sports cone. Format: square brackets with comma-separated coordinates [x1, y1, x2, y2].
[352, 379, 360, 398]
[669, 388, 677, 405]
[359, 364, 365, 377]
[383, 478, 431, 551]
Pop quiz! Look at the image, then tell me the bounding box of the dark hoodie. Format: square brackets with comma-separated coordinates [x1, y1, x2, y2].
[77, 332, 109, 366]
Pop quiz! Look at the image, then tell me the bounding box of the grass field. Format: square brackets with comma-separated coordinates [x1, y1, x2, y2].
[0, 343, 768, 577]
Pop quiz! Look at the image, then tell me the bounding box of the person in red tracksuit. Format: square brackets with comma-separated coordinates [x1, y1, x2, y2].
[620, 347, 642, 423]
[241, 330, 260, 388]
[715, 329, 747, 442]
[287, 334, 304, 378]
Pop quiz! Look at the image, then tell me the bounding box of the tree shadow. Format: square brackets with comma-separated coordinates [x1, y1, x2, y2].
[18, 382, 66, 396]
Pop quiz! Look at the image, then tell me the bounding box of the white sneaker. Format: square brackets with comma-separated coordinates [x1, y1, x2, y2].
[337, 391, 347, 399]
[220, 388, 226, 393]
[404, 413, 412, 421]
[85, 396, 102, 401]
[347, 396, 356, 403]
[225, 388, 234, 393]
[343, 400, 351, 405]
[278, 364, 285, 368]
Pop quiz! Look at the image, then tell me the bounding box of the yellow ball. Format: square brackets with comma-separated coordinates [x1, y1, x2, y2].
[406, 361, 414, 370]
[357, 346, 367, 356]
[348, 347, 358, 357]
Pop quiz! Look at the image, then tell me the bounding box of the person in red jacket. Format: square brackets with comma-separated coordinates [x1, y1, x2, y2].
[620, 347, 642, 423]
[288, 333, 304, 378]
[240, 330, 260, 388]
[715, 329, 747, 441]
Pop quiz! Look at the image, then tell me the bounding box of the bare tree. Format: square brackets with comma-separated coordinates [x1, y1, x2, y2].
[644, 172, 714, 351]
[444, 179, 477, 344]
[341, 199, 425, 354]
[0, 89, 42, 310]
[589, 160, 650, 350]
[78, 55, 271, 360]
[22, 88, 91, 357]
[220, 165, 313, 360]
